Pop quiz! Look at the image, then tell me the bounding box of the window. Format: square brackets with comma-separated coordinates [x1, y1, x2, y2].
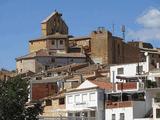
[52, 40, 55, 45]
[82, 94, 87, 102]
[82, 112, 88, 117]
[20, 69, 22, 72]
[36, 77, 42, 80]
[120, 113, 125, 120]
[90, 93, 96, 101]
[75, 112, 80, 117]
[156, 109, 160, 118]
[68, 113, 73, 117]
[60, 40, 64, 45]
[70, 59, 73, 62]
[90, 111, 96, 117]
[112, 114, 116, 120]
[59, 98, 65, 105]
[46, 99, 52, 106]
[136, 65, 143, 74]
[68, 96, 73, 104]
[45, 65, 49, 70]
[117, 68, 124, 74]
[51, 58, 55, 63]
[75, 95, 80, 103]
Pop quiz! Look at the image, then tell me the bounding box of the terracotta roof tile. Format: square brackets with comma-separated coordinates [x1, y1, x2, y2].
[90, 80, 112, 90]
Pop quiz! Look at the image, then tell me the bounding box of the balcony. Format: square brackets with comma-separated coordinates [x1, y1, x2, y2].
[106, 101, 133, 109]
[154, 97, 160, 103]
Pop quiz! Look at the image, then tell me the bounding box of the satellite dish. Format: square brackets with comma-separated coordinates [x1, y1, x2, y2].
[144, 52, 148, 56]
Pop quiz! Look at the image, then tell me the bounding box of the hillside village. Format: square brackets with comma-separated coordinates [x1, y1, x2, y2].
[1, 11, 160, 120]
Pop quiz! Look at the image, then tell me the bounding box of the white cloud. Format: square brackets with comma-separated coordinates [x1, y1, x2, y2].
[137, 8, 160, 28]
[127, 8, 160, 42]
[127, 28, 160, 41]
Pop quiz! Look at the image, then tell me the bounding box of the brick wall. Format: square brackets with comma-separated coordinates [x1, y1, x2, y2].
[32, 83, 58, 100]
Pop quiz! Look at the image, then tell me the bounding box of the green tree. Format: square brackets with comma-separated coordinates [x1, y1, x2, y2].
[0, 76, 43, 120]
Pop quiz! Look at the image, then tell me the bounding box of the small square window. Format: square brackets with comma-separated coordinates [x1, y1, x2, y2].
[117, 68, 124, 75]
[46, 99, 52, 106]
[59, 98, 65, 105]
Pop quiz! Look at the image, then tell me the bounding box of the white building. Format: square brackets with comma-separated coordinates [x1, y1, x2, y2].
[65, 80, 112, 120]
[105, 88, 160, 120]
[110, 59, 149, 83]
[153, 97, 160, 120]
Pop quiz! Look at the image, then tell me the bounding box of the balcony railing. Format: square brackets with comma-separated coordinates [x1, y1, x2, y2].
[106, 101, 133, 109]
[154, 97, 160, 103]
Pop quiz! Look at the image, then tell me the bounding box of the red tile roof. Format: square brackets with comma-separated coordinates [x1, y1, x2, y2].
[90, 80, 113, 90]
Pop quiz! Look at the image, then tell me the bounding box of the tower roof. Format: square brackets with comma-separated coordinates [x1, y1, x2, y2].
[41, 11, 62, 23]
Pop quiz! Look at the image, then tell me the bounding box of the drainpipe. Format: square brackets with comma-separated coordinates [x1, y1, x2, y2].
[112, 71, 115, 92]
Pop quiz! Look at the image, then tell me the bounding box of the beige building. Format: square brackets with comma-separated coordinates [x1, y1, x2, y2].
[16, 11, 86, 74]
[0, 69, 16, 80]
[29, 11, 69, 53]
[42, 92, 66, 117]
[16, 49, 86, 73]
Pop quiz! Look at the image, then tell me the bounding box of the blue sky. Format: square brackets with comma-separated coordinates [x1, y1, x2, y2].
[0, 0, 160, 70]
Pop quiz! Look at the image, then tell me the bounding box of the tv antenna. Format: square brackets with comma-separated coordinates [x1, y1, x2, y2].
[121, 25, 125, 41]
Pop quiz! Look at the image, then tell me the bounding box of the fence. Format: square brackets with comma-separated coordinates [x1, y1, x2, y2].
[38, 116, 96, 120]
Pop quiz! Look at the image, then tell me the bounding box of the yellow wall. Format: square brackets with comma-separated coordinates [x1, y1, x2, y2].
[43, 98, 66, 117]
[41, 23, 47, 36]
[29, 40, 47, 53]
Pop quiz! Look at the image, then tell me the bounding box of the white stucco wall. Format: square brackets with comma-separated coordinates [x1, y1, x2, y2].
[105, 107, 133, 120]
[66, 89, 98, 111]
[105, 101, 146, 120]
[66, 88, 105, 120]
[110, 62, 148, 83]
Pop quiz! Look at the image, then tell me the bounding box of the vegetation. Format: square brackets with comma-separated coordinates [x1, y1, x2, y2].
[0, 76, 43, 120]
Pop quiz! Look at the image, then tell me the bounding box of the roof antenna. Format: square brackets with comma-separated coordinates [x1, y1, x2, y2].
[121, 25, 125, 41]
[112, 24, 115, 36]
